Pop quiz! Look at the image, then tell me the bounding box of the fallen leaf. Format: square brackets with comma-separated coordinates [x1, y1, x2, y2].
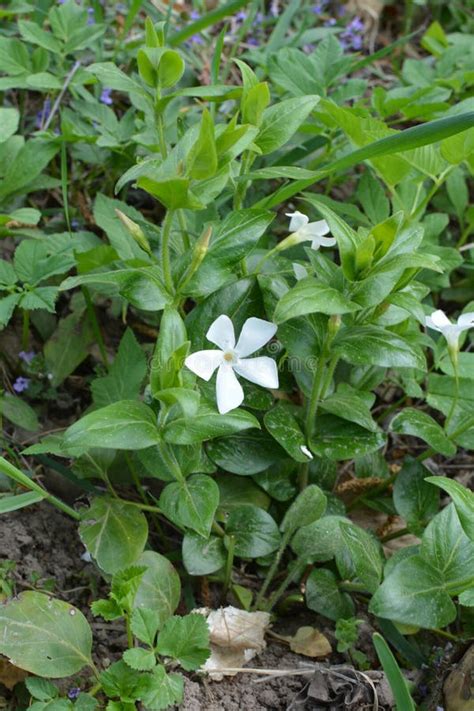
[0, 657, 28, 690]
[283, 626, 332, 658]
[444, 644, 474, 711]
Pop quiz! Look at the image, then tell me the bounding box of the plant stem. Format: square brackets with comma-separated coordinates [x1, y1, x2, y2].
[221, 535, 235, 603]
[126, 614, 134, 649]
[0, 455, 80, 520]
[161, 210, 175, 294]
[253, 529, 291, 610]
[21, 309, 30, 351]
[82, 286, 109, 371]
[305, 358, 326, 443]
[265, 561, 306, 613]
[445, 370, 459, 432]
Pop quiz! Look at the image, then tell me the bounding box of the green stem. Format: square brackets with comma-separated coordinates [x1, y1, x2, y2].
[253, 529, 291, 610]
[0, 456, 80, 520]
[445, 368, 459, 431]
[265, 561, 306, 613]
[221, 535, 235, 603]
[380, 526, 409, 543]
[305, 358, 326, 442]
[161, 210, 175, 294]
[82, 286, 109, 371]
[234, 151, 255, 210]
[21, 309, 30, 351]
[178, 210, 191, 251]
[126, 614, 133, 649]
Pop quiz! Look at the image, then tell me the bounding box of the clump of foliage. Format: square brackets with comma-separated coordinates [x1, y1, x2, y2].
[1, 1, 474, 709]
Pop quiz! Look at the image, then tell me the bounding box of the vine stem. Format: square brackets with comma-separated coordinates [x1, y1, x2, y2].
[253, 529, 292, 611]
[221, 535, 235, 604]
[161, 210, 175, 294]
[264, 561, 306, 613]
[21, 309, 30, 351]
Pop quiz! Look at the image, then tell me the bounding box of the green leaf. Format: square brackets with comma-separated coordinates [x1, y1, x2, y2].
[18, 20, 62, 53]
[64, 401, 160, 451]
[310, 415, 386, 460]
[393, 460, 440, 534]
[130, 608, 161, 647]
[60, 268, 171, 312]
[264, 404, 310, 462]
[25, 677, 58, 701]
[92, 329, 146, 407]
[207, 431, 285, 475]
[0, 393, 39, 432]
[182, 533, 226, 575]
[356, 172, 390, 224]
[0, 293, 21, 328]
[44, 309, 93, 387]
[372, 633, 416, 711]
[291, 515, 347, 562]
[0, 491, 45, 514]
[255, 96, 320, 154]
[133, 551, 181, 630]
[333, 326, 425, 370]
[99, 659, 144, 701]
[188, 109, 217, 179]
[0, 139, 58, 199]
[137, 177, 195, 211]
[319, 386, 378, 432]
[156, 614, 210, 671]
[280, 485, 327, 535]
[163, 403, 260, 444]
[93, 194, 150, 261]
[339, 522, 383, 593]
[274, 278, 359, 324]
[390, 407, 456, 457]
[226, 505, 281, 558]
[0, 592, 92, 677]
[86, 62, 145, 97]
[79, 498, 148, 574]
[159, 475, 219, 538]
[306, 569, 354, 621]
[139, 665, 184, 710]
[0, 108, 19, 143]
[19, 287, 58, 313]
[425, 476, 474, 542]
[150, 307, 187, 394]
[123, 648, 156, 671]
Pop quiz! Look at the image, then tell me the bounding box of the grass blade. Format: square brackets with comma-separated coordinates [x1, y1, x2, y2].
[373, 632, 416, 711]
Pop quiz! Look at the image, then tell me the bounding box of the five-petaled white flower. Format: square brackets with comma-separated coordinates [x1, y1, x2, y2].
[286, 211, 336, 251]
[426, 309, 474, 351]
[185, 315, 279, 414]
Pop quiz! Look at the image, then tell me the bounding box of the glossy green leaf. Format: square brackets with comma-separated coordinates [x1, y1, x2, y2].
[159, 474, 219, 537]
[274, 278, 359, 324]
[393, 459, 439, 534]
[306, 569, 354, 621]
[182, 533, 226, 575]
[133, 551, 181, 629]
[333, 327, 425, 370]
[163, 404, 260, 444]
[264, 404, 310, 462]
[0, 592, 92, 677]
[280, 485, 327, 535]
[226, 505, 281, 558]
[79, 498, 148, 574]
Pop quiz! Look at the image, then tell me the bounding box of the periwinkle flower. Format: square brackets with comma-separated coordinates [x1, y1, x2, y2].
[68, 688, 81, 700]
[87, 7, 95, 25]
[13, 377, 30, 393]
[185, 315, 279, 414]
[35, 98, 51, 129]
[100, 87, 113, 105]
[426, 309, 474, 352]
[19, 350, 35, 364]
[285, 211, 336, 250]
[190, 10, 200, 20]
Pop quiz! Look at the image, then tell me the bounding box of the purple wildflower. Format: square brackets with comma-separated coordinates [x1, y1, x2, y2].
[67, 688, 81, 700]
[270, 0, 279, 17]
[19, 350, 35, 365]
[247, 37, 259, 47]
[189, 34, 204, 45]
[87, 7, 95, 25]
[311, 0, 327, 14]
[324, 17, 336, 26]
[35, 98, 51, 129]
[340, 16, 364, 51]
[236, 10, 247, 21]
[190, 10, 200, 20]
[71, 218, 80, 230]
[13, 377, 30, 393]
[100, 87, 113, 105]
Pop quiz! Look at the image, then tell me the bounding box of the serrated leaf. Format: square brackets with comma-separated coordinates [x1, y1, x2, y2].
[156, 614, 210, 671]
[123, 648, 156, 671]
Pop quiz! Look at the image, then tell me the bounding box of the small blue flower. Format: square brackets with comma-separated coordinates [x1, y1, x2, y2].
[100, 87, 113, 105]
[270, 0, 279, 17]
[87, 7, 95, 25]
[247, 37, 259, 47]
[189, 33, 204, 45]
[35, 98, 51, 129]
[13, 377, 30, 393]
[68, 688, 81, 700]
[236, 10, 247, 21]
[190, 10, 200, 20]
[19, 351, 35, 364]
[71, 218, 80, 230]
[324, 17, 336, 26]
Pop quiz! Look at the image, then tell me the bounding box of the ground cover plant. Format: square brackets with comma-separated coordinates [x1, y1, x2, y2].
[1, 0, 474, 709]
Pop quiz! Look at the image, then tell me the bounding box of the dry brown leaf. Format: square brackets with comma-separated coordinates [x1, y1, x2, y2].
[283, 626, 332, 658]
[0, 657, 28, 690]
[444, 644, 474, 711]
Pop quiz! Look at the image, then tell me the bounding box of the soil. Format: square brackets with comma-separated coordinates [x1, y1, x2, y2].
[0, 503, 392, 710]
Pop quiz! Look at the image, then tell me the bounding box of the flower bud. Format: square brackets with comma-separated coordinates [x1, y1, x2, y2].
[115, 209, 152, 256]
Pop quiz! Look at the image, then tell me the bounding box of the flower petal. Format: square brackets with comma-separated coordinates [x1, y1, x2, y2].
[426, 309, 451, 332]
[293, 263, 308, 281]
[286, 211, 308, 232]
[206, 314, 235, 350]
[235, 317, 277, 357]
[216, 364, 244, 414]
[305, 219, 330, 236]
[185, 350, 223, 381]
[234, 356, 279, 389]
[457, 312, 474, 330]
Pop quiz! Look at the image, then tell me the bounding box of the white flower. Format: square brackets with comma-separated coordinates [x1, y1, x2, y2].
[285, 211, 336, 251]
[426, 309, 474, 350]
[185, 315, 279, 414]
